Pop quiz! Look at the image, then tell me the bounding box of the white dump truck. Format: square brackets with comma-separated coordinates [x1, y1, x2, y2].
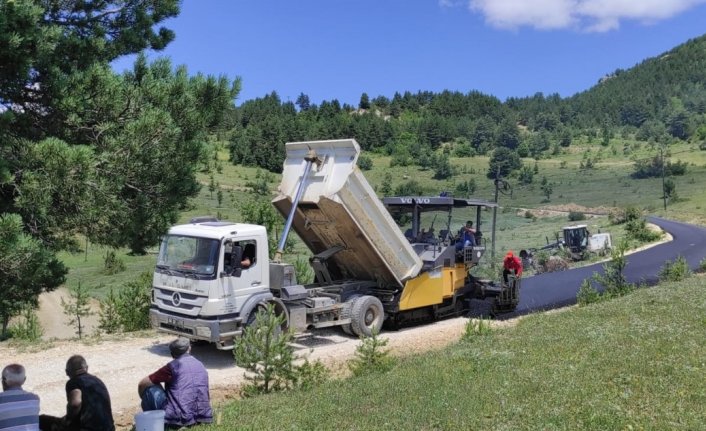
[150, 139, 516, 349]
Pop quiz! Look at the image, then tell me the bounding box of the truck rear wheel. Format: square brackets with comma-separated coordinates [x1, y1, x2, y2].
[350, 295, 384, 337]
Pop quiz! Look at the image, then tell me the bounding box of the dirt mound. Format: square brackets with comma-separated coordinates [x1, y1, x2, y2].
[37, 288, 101, 340]
[539, 203, 615, 215]
[516, 203, 616, 219]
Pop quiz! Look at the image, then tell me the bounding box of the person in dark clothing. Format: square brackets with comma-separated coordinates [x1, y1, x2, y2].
[138, 337, 213, 429]
[502, 250, 523, 284]
[39, 355, 114, 431]
[455, 220, 477, 251]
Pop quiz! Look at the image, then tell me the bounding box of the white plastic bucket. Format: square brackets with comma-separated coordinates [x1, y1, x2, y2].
[134, 410, 165, 431]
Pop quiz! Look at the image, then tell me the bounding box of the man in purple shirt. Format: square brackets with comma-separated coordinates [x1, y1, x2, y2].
[138, 337, 213, 429]
[0, 363, 40, 430]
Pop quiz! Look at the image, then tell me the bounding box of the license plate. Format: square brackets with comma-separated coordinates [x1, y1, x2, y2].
[167, 317, 184, 328]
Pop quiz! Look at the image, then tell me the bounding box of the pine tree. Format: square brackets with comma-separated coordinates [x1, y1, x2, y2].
[98, 288, 121, 334]
[62, 281, 94, 340]
[359, 93, 371, 110]
[1, 1, 240, 257]
[234, 305, 296, 396]
[0, 214, 65, 339]
[209, 175, 216, 199]
[347, 330, 395, 377]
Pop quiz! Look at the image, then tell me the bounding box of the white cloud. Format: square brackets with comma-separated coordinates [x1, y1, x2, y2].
[464, 0, 706, 32]
[469, 0, 577, 29]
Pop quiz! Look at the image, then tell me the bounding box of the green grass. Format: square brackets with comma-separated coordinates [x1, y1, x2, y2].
[203, 277, 706, 430]
[58, 245, 156, 300]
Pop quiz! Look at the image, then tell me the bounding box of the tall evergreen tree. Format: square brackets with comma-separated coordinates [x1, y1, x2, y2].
[496, 118, 521, 150]
[359, 93, 371, 110]
[0, 213, 66, 338]
[487, 147, 522, 179]
[0, 1, 239, 324]
[295, 92, 311, 111]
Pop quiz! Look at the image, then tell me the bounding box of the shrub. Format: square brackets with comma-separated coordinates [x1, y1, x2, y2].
[8, 306, 43, 342]
[568, 211, 586, 221]
[294, 359, 330, 391]
[518, 165, 534, 185]
[98, 273, 152, 334]
[659, 256, 691, 282]
[625, 217, 661, 242]
[347, 329, 395, 377]
[462, 318, 492, 342]
[394, 180, 425, 196]
[455, 179, 476, 196]
[624, 206, 642, 222]
[610, 205, 641, 225]
[576, 279, 601, 306]
[357, 154, 373, 171]
[245, 170, 274, 195]
[592, 240, 634, 298]
[453, 139, 475, 157]
[631, 155, 688, 179]
[535, 251, 549, 268]
[433, 154, 453, 180]
[700, 257, 706, 272]
[98, 287, 121, 334]
[389, 152, 412, 167]
[102, 249, 126, 275]
[116, 272, 152, 332]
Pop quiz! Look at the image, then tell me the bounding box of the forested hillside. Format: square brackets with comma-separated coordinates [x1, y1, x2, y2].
[229, 34, 706, 174]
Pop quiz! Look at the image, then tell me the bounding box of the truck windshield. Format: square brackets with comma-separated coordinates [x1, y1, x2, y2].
[157, 235, 220, 276]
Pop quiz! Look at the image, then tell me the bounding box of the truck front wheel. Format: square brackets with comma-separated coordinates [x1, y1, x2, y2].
[350, 295, 384, 337]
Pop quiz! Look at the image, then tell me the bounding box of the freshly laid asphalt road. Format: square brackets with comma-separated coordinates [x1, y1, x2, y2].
[505, 216, 706, 317]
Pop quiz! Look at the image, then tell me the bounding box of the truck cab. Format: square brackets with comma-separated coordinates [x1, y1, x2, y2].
[150, 218, 274, 349]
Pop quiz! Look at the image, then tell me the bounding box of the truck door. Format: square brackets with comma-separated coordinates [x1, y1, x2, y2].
[222, 239, 266, 314]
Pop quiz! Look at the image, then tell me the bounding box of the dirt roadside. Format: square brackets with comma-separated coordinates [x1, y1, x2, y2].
[1, 316, 512, 429]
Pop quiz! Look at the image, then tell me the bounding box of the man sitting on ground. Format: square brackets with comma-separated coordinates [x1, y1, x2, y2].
[1, 363, 40, 430]
[39, 355, 115, 431]
[138, 337, 213, 429]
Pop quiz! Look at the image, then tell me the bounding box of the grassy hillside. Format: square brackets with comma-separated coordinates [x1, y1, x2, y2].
[57, 135, 706, 298]
[203, 275, 706, 430]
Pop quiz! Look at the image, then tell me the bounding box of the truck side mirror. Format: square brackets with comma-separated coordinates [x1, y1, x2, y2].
[231, 245, 243, 277]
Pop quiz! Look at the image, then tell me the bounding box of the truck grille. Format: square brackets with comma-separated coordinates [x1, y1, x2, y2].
[154, 288, 204, 314]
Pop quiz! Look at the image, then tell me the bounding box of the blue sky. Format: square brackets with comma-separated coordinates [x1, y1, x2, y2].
[112, 0, 706, 106]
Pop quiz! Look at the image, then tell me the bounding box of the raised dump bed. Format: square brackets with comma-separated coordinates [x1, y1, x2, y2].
[272, 139, 422, 288]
